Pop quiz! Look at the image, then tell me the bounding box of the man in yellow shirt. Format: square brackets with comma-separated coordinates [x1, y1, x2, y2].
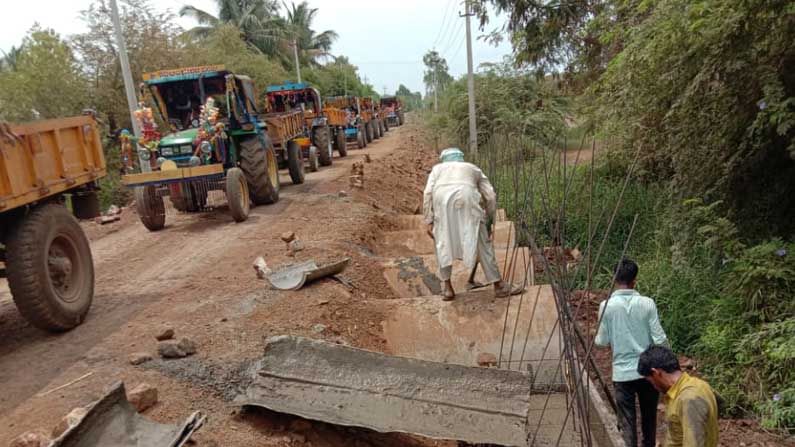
[637, 345, 719, 447]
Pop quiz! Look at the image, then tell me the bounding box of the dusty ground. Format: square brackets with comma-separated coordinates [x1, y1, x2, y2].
[0, 119, 449, 446]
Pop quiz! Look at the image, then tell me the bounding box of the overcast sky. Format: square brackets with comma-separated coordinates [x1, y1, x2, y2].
[0, 0, 512, 94]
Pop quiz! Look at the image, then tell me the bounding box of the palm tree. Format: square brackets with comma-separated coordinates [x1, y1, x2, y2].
[179, 0, 282, 55]
[282, 2, 338, 67]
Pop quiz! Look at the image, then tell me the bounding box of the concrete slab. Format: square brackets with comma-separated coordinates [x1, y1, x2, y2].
[382, 248, 535, 298]
[381, 286, 563, 385]
[237, 336, 580, 446]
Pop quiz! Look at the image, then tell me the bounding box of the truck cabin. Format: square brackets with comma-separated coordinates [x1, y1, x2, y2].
[265, 83, 322, 115]
[142, 66, 259, 132]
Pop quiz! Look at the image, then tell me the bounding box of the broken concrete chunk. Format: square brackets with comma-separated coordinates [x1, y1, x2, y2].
[52, 407, 88, 439]
[129, 352, 153, 365]
[253, 256, 271, 279]
[127, 383, 158, 413]
[158, 341, 186, 358]
[476, 352, 498, 367]
[288, 239, 305, 253]
[10, 430, 50, 447]
[155, 327, 175, 341]
[177, 337, 197, 355]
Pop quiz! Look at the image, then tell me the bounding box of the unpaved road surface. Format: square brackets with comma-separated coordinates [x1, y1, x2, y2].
[0, 120, 451, 446]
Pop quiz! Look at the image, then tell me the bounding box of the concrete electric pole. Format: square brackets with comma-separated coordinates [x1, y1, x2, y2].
[462, 0, 478, 154]
[293, 39, 302, 83]
[110, 0, 150, 171]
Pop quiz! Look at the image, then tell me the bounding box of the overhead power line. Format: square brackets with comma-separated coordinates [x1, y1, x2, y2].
[431, 0, 458, 50]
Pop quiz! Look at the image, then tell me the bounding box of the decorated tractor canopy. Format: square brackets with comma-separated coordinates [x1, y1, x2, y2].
[121, 65, 281, 230]
[380, 96, 404, 126]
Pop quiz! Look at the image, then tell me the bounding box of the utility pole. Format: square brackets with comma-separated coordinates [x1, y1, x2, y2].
[462, 0, 478, 154]
[293, 39, 302, 83]
[110, 0, 149, 171]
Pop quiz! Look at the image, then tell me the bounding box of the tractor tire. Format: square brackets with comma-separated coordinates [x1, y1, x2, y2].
[384, 118, 390, 132]
[287, 140, 305, 184]
[225, 167, 250, 223]
[308, 146, 320, 172]
[71, 191, 100, 220]
[365, 121, 374, 143]
[358, 124, 367, 147]
[313, 126, 332, 166]
[5, 203, 94, 331]
[335, 128, 348, 157]
[240, 136, 279, 205]
[357, 127, 365, 149]
[135, 185, 165, 231]
[398, 111, 405, 126]
[372, 120, 380, 140]
[378, 120, 385, 137]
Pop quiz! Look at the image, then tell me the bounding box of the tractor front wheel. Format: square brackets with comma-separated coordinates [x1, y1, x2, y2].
[240, 136, 279, 205]
[313, 126, 332, 166]
[287, 140, 305, 184]
[5, 204, 94, 331]
[135, 185, 165, 231]
[335, 128, 348, 157]
[226, 167, 250, 223]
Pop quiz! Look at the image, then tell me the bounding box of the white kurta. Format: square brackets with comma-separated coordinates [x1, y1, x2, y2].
[422, 161, 498, 270]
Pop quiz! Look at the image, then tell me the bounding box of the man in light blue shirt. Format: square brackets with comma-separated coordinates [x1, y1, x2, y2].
[596, 258, 669, 447]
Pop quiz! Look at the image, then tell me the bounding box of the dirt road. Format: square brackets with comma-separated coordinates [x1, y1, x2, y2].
[0, 120, 449, 446]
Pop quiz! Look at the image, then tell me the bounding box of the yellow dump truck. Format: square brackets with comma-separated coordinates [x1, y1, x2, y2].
[0, 114, 106, 331]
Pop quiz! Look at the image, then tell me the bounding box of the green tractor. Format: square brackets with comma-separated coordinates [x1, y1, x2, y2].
[122, 65, 280, 230]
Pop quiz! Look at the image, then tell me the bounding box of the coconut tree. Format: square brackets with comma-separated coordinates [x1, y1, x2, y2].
[282, 1, 338, 67]
[179, 0, 282, 55]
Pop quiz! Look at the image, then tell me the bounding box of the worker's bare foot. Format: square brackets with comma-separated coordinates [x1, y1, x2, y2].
[494, 281, 524, 298]
[442, 282, 456, 301]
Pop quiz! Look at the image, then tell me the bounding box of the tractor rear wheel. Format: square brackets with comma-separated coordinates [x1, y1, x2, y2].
[372, 120, 380, 140]
[135, 185, 165, 231]
[365, 121, 374, 143]
[313, 126, 332, 166]
[398, 111, 405, 126]
[287, 140, 305, 184]
[240, 136, 279, 205]
[226, 167, 250, 223]
[5, 204, 94, 331]
[335, 128, 348, 157]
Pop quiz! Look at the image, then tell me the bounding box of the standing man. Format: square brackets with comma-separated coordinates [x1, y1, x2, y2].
[422, 148, 523, 301]
[638, 345, 719, 447]
[595, 258, 669, 447]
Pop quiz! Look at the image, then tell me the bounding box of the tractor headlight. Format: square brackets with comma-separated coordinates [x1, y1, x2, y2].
[156, 157, 167, 167]
[189, 156, 201, 167]
[138, 149, 151, 161]
[160, 146, 175, 156]
[200, 141, 212, 154]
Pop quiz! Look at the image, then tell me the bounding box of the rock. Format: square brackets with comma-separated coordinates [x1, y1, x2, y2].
[51, 407, 87, 438]
[253, 256, 270, 279]
[107, 204, 121, 216]
[127, 383, 158, 412]
[312, 324, 327, 334]
[281, 231, 296, 243]
[178, 337, 197, 355]
[10, 430, 50, 447]
[476, 352, 498, 367]
[158, 340, 186, 358]
[289, 433, 307, 443]
[154, 327, 175, 341]
[338, 190, 348, 198]
[364, 154, 372, 163]
[128, 352, 153, 365]
[288, 240, 305, 253]
[316, 299, 330, 305]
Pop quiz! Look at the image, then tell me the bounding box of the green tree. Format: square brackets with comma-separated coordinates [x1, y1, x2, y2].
[0, 27, 88, 122]
[304, 56, 372, 97]
[422, 50, 453, 99]
[0, 46, 22, 72]
[179, 0, 282, 56]
[282, 1, 338, 67]
[396, 84, 422, 111]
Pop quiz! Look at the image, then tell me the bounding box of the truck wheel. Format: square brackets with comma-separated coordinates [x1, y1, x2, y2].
[135, 185, 165, 231]
[287, 140, 305, 184]
[365, 121, 374, 143]
[313, 126, 332, 166]
[335, 128, 348, 157]
[357, 127, 365, 149]
[5, 204, 94, 331]
[240, 136, 279, 205]
[308, 146, 320, 172]
[226, 167, 250, 223]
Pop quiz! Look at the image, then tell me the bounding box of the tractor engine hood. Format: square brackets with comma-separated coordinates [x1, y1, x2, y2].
[160, 128, 199, 147]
